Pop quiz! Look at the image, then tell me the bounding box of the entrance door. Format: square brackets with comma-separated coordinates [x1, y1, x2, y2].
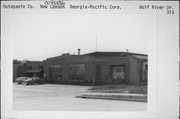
[142, 62, 148, 82]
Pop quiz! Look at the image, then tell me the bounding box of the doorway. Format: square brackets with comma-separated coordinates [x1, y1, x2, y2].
[49, 65, 63, 82]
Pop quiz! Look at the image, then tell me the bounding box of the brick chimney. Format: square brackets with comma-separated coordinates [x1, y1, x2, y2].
[78, 49, 81, 55]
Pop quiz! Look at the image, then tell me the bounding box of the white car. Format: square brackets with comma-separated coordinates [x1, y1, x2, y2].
[16, 77, 28, 84]
[21, 77, 45, 85]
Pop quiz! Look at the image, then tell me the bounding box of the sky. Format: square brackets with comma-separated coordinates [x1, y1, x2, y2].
[6, 14, 155, 61]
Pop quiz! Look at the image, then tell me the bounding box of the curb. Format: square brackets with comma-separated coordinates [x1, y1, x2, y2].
[76, 95, 147, 102]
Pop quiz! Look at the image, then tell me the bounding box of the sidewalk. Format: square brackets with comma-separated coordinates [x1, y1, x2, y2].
[76, 92, 147, 102]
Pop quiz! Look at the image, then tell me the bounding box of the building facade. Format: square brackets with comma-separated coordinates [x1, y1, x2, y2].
[13, 60, 43, 81]
[43, 52, 148, 86]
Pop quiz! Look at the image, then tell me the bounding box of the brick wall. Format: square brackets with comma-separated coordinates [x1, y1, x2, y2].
[43, 54, 138, 85]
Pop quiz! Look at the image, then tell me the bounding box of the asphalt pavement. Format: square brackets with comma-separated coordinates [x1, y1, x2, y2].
[13, 83, 147, 111]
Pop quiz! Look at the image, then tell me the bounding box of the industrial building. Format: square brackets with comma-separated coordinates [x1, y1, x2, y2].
[43, 50, 148, 86]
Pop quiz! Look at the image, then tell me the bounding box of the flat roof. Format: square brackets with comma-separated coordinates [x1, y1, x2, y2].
[133, 55, 148, 60]
[84, 52, 147, 57]
[45, 51, 148, 60]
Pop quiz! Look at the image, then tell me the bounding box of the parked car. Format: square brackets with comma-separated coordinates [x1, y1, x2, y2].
[23, 77, 45, 85]
[16, 77, 28, 84]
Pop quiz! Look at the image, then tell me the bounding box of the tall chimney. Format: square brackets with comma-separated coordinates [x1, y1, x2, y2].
[78, 49, 81, 55]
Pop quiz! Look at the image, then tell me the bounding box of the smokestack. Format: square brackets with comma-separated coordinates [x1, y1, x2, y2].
[78, 49, 81, 55]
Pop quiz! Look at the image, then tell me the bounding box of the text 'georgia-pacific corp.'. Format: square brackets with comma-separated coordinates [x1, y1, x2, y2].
[69, 4, 121, 10]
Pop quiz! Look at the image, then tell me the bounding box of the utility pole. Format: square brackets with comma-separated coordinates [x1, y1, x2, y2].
[92, 71, 95, 87]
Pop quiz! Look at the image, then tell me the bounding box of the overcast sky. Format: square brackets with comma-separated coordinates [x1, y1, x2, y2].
[6, 14, 155, 61]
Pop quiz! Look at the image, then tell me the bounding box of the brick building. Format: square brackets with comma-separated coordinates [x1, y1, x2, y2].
[43, 51, 148, 86]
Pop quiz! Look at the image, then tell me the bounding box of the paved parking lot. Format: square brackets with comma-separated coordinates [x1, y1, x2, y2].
[13, 83, 147, 111]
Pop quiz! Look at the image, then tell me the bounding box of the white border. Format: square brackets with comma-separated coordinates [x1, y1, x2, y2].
[1, 1, 179, 119]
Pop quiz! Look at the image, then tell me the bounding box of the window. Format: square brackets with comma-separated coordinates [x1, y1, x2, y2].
[69, 64, 85, 73]
[49, 65, 63, 68]
[111, 65, 125, 80]
[68, 64, 85, 80]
